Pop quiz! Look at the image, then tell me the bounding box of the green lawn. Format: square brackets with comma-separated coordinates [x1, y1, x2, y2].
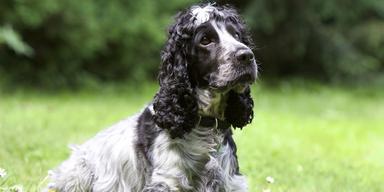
[0, 82, 383, 192]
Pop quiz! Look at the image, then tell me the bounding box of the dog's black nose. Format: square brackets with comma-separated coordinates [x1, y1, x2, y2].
[236, 49, 254, 65]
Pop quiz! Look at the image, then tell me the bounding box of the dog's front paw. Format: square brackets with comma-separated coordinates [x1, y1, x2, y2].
[142, 182, 171, 192]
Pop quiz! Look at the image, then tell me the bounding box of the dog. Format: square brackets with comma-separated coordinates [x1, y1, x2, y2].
[46, 3, 257, 192]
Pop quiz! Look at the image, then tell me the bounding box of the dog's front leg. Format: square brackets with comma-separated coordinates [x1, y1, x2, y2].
[143, 168, 185, 192]
[142, 182, 171, 192]
[143, 134, 188, 192]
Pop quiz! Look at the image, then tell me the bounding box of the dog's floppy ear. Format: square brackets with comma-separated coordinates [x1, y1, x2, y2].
[223, 7, 255, 129]
[224, 87, 254, 129]
[153, 12, 199, 139]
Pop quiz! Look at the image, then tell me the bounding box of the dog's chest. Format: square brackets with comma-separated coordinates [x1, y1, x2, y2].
[175, 125, 230, 191]
[181, 124, 223, 155]
[150, 121, 239, 191]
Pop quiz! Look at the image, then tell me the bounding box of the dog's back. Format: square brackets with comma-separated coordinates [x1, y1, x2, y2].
[45, 106, 248, 192]
[46, 114, 145, 192]
[45, 3, 256, 191]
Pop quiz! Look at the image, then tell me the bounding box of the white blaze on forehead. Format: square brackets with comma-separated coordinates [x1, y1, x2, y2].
[212, 22, 247, 51]
[191, 4, 217, 25]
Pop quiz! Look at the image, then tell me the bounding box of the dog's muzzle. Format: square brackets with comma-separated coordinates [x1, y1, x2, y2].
[229, 49, 257, 93]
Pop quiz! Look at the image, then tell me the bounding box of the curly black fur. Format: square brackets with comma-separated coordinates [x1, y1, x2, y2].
[153, 4, 255, 138]
[225, 87, 254, 129]
[153, 10, 199, 139]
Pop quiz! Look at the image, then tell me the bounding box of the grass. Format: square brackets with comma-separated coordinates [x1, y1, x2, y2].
[0, 81, 383, 191]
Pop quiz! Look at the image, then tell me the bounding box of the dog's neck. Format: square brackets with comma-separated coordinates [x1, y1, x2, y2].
[195, 88, 228, 120]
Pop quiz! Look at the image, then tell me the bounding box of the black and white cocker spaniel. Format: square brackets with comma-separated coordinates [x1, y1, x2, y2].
[46, 3, 257, 192]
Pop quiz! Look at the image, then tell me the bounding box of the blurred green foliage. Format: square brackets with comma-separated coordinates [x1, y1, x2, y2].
[235, 0, 384, 82]
[0, 25, 33, 56]
[0, 0, 195, 87]
[0, 0, 383, 87]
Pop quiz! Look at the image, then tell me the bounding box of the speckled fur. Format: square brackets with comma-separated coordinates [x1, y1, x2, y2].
[45, 3, 256, 192]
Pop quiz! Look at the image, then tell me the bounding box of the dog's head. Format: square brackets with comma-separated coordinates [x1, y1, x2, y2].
[153, 3, 257, 138]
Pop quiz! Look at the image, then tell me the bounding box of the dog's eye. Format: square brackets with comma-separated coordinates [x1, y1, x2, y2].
[200, 36, 212, 46]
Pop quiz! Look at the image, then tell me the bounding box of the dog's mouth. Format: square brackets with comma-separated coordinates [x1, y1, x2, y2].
[209, 70, 257, 93]
[233, 72, 255, 84]
[228, 72, 256, 93]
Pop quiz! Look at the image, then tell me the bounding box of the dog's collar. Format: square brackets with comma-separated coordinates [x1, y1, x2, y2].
[199, 116, 218, 127]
